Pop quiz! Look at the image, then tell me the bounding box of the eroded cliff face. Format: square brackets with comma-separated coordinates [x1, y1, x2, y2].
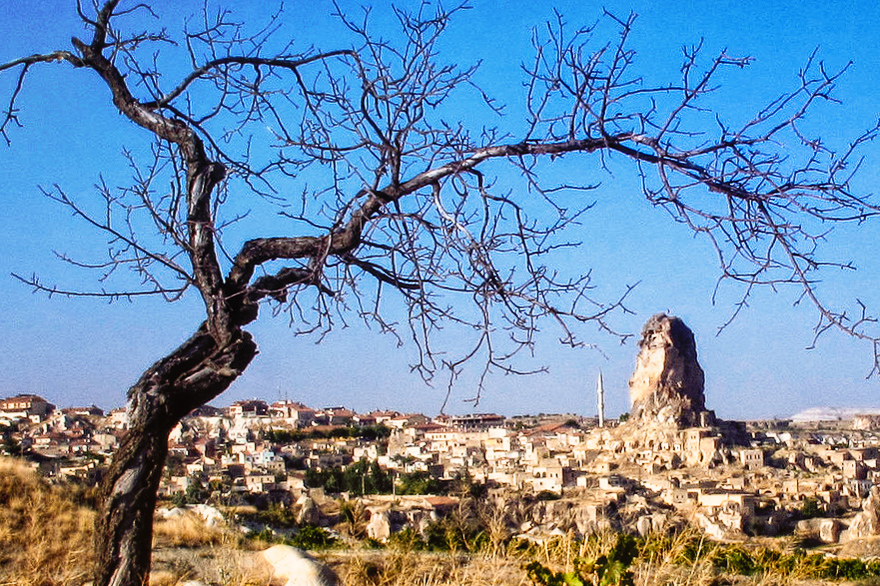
[628, 314, 706, 427]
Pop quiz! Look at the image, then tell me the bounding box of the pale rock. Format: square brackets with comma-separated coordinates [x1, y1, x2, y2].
[296, 496, 321, 526]
[695, 510, 746, 542]
[157, 506, 186, 519]
[795, 518, 840, 543]
[189, 503, 224, 527]
[635, 513, 669, 537]
[636, 515, 653, 537]
[261, 544, 339, 586]
[366, 509, 392, 541]
[841, 485, 880, 541]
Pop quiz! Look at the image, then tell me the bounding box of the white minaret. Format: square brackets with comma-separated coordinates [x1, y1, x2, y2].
[597, 371, 605, 428]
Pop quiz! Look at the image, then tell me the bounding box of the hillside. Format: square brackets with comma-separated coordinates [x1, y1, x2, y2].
[5, 456, 880, 586]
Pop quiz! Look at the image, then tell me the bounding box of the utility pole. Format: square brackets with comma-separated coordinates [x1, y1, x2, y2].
[597, 371, 605, 428]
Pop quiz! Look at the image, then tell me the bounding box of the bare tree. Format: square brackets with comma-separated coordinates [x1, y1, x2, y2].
[3, 1, 879, 584]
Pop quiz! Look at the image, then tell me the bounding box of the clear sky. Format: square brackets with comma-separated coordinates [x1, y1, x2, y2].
[2, 0, 880, 420]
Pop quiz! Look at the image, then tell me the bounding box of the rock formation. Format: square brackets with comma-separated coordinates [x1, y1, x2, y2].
[796, 518, 841, 544]
[260, 545, 339, 586]
[628, 314, 706, 427]
[841, 485, 880, 541]
[295, 495, 321, 526]
[366, 509, 392, 541]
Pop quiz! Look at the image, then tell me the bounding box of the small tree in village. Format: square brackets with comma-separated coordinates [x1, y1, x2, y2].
[3, 1, 880, 584]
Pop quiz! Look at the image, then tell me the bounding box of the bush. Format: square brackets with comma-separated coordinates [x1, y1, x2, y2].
[535, 490, 561, 501]
[153, 511, 234, 548]
[711, 545, 756, 576]
[800, 496, 823, 519]
[305, 458, 393, 495]
[287, 524, 338, 550]
[389, 527, 428, 551]
[396, 471, 449, 495]
[525, 533, 637, 586]
[240, 502, 298, 529]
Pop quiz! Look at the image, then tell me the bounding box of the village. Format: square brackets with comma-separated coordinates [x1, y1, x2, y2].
[2, 317, 880, 549]
[3, 394, 880, 546]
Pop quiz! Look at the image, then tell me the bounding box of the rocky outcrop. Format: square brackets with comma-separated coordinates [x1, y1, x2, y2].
[295, 495, 322, 526]
[841, 485, 880, 542]
[260, 545, 339, 586]
[366, 510, 392, 541]
[696, 509, 747, 542]
[635, 513, 671, 537]
[628, 314, 706, 427]
[796, 518, 840, 543]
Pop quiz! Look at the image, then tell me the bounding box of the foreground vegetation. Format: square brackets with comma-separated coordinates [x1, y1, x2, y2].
[0, 458, 97, 586]
[3, 457, 880, 586]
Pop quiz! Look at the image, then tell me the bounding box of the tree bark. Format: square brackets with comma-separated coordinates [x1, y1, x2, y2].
[94, 325, 256, 586]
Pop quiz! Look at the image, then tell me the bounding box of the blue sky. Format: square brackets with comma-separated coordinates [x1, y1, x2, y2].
[2, 0, 880, 420]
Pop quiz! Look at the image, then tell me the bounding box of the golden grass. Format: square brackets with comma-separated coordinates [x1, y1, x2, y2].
[330, 547, 532, 586]
[0, 458, 96, 586]
[149, 545, 273, 586]
[152, 511, 239, 549]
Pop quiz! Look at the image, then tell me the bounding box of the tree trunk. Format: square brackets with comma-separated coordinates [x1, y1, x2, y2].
[94, 325, 256, 586]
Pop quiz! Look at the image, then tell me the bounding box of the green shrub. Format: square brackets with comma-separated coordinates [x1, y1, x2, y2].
[711, 546, 756, 576]
[287, 524, 337, 549]
[525, 533, 637, 586]
[800, 497, 823, 519]
[389, 527, 427, 551]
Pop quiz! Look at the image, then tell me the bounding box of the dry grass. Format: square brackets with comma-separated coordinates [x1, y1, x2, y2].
[152, 511, 240, 549]
[326, 529, 837, 586]
[0, 458, 96, 586]
[635, 529, 718, 586]
[0, 456, 262, 586]
[149, 545, 274, 586]
[329, 547, 532, 586]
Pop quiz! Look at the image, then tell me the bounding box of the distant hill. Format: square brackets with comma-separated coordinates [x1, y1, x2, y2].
[790, 406, 880, 422]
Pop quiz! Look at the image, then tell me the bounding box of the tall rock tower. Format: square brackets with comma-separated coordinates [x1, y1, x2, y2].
[628, 313, 706, 427]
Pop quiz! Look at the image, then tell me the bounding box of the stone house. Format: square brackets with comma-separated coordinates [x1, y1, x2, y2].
[824, 449, 851, 467]
[842, 459, 867, 480]
[0, 394, 55, 422]
[93, 431, 121, 453]
[697, 489, 756, 519]
[285, 472, 306, 493]
[386, 413, 430, 428]
[366, 410, 401, 426]
[105, 408, 130, 429]
[685, 429, 709, 455]
[245, 474, 277, 493]
[352, 414, 377, 427]
[525, 459, 567, 493]
[845, 478, 874, 499]
[227, 400, 269, 418]
[445, 413, 505, 430]
[269, 401, 315, 427]
[740, 449, 764, 469]
[850, 447, 879, 461]
[598, 474, 628, 492]
[320, 406, 356, 426]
